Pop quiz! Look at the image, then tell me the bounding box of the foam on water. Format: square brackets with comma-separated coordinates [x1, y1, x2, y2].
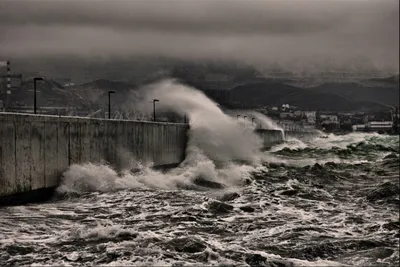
[310, 132, 382, 149]
[58, 79, 269, 193]
[57, 158, 263, 193]
[1, 80, 399, 267]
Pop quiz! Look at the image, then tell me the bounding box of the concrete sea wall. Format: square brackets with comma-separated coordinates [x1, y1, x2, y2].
[0, 113, 318, 201]
[284, 131, 319, 141]
[255, 129, 284, 148]
[0, 113, 188, 199]
[255, 129, 319, 148]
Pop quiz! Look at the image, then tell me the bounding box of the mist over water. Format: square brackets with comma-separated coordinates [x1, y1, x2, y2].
[0, 81, 399, 266]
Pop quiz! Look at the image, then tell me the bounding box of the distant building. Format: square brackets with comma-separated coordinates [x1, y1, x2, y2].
[303, 124, 316, 130]
[352, 124, 366, 131]
[280, 112, 295, 119]
[353, 121, 394, 133]
[366, 121, 393, 128]
[0, 61, 22, 94]
[320, 115, 339, 124]
[303, 111, 316, 124]
[341, 118, 352, 125]
[64, 83, 76, 87]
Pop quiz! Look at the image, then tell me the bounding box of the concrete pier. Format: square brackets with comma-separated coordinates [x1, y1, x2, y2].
[0, 113, 188, 200]
[1, 113, 318, 203]
[255, 129, 284, 148]
[255, 129, 318, 148]
[284, 130, 319, 141]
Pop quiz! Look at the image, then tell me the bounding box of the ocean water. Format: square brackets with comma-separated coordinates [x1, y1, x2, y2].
[0, 81, 399, 266]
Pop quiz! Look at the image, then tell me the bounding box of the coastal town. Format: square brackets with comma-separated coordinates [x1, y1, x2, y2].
[254, 104, 399, 134]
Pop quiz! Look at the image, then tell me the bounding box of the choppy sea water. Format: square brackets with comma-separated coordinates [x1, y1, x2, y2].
[0, 133, 399, 267]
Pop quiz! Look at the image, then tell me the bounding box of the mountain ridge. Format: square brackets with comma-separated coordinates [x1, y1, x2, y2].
[1, 72, 399, 112]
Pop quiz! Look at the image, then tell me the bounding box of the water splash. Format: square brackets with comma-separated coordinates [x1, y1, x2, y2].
[138, 79, 264, 164]
[58, 80, 271, 193]
[4, 119, 399, 267]
[227, 109, 283, 132]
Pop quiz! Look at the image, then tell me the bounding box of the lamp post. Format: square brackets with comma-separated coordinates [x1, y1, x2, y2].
[153, 99, 159, 122]
[243, 116, 247, 127]
[252, 117, 255, 127]
[108, 90, 116, 119]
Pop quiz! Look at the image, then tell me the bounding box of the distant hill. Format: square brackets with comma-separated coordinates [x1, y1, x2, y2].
[228, 81, 389, 111]
[0, 79, 77, 108]
[64, 79, 139, 112]
[365, 74, 399, 85]
[68, 79, 137, 103]
[0, 79, 139, 111]
[171, 64, 399, 110]
[171, 62, 262, 90]
[2, 71, 398, 113]
[308, 80, 399, 107]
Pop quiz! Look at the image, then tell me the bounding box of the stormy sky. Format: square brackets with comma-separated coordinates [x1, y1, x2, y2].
[0, 0, 398, 73]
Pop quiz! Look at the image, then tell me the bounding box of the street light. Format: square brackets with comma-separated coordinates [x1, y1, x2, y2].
[33, 77, 43, 114]
[252, 118, 255, 128]
[153, 99, 159, 122]
[108, 90, 116, 119]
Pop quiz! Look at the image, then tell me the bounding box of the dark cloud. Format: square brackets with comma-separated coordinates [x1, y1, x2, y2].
[0, 0, 398, 72]
[0, 0, 346, 35]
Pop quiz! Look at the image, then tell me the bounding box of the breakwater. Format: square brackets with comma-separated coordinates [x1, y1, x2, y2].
[0, 113, 318, 202]
[0, 113, 188, 200]
[255, 129, 318, 148]
[255, 129, 284, 148]
[284, 130, 318, 140]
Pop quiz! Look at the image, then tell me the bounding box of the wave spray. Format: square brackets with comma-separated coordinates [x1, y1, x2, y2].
[57, 79, 267, 193]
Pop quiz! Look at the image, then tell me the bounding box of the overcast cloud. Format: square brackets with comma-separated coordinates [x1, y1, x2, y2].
[0, 0, 398, 72]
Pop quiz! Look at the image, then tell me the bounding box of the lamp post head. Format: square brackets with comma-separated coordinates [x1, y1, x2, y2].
[108, 90, 116, 94]
[34, 77, 44, 82]
[153, 99, 159, 102]
[244, 116, 247, 119]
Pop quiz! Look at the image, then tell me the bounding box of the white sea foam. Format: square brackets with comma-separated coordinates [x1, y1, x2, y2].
[1, 115, 397, 267]
[58, 80, 269, 193]
[138, 79, 264, 164]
